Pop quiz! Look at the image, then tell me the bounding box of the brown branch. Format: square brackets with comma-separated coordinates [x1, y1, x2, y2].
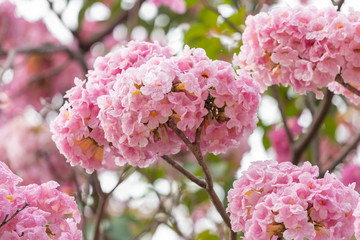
[305, 93, 321, 171]
[199, 0, 243, 33]
[0, 202, 29, 228]
[0, 44, 87, 73]
[166, 120, 236, 239]
[292, 89, 334, 164]
[335, 74, 360, 97]
[162, 155, 207, 189]
[321, 133, 360, 176]
[271, 85, 294, 144]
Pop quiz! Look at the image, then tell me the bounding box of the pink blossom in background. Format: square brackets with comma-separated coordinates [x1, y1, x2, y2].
[340, 162, 360, 192]
[0, 114, 74, 187]
[51, 41, 260, 171]
[227, 160, 359, 240]
[268, 118, 302, 163]
[4, 51, 83, 113]
[147, 0, 186, 14]
[0, 2, 84, 117]
[234, 6, 360, 102]
[0, 161, 82, 239]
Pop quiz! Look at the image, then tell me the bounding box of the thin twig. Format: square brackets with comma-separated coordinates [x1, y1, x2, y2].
[162, 155, 207, 188]
[321, 133, 360, 176]
[199, 0, 243, 33]
[0, 202, 29, 228]
[271, 86, 294, 143]
[292, 89, 334, 164]
[335, 74, 360, 97]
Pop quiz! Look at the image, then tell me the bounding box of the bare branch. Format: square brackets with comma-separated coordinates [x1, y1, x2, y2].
[292, 89, 334, 164]
[162, 155, 207, 189]
[335, 74, 360, 97]
[199, 0, 243, 33]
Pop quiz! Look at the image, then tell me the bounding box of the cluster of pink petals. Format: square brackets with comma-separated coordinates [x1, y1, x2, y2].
[268, 118, 302, 163]
[234, 7, 360, 100]
[227, 160, 359, 240]
[147, 0, 186, 14]
[0, 161, 82, 239]
[51, 41, 260, 171]
[0, 114, 74, 186]
[51, 41, 174, 172]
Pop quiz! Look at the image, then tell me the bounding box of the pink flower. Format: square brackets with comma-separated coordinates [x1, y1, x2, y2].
[52, 41, 260, 170]
[234, 6, 360, 103]
[227, 161, 359, 239]
[0, 162, 82, 239]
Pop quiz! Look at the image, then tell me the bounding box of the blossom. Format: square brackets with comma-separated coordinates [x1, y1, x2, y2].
[52, 41, 260, 171]
[0, 161, 82, 239]
[234, 6, 360, 102]
[227, 160, 359, 239]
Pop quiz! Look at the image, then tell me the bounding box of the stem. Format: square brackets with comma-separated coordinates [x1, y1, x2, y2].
[292, 89, 333, 164]
[335, 74, 360, 97]
[162, 155, 207, 188]
[305, 93, 321, 171]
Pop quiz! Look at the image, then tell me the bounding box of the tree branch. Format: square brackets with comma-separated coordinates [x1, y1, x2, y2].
[199, 0, 243, 33]
[292, 89, 334, 164]
[335, 74, 360, 97]
[162, 155, 207, 189]
[166, 121, 236, 239]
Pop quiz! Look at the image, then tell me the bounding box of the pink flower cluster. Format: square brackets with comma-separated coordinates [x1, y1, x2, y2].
[0, 161, 81, 239]
[51, 41, 260, 172]
[227, 160, 359, 240]
[268, 118, 302, 163]
[234, 7, 360, 100]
